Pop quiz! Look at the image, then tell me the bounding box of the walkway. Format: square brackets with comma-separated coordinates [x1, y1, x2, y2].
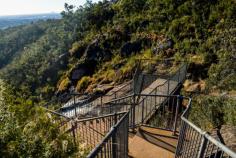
[61, 81, 132, 118]
[129, 126, 178, 158]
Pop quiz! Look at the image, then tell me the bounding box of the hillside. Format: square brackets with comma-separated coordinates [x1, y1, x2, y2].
[0, 13, 61, 29]
[0, 0, 235, 100]
[0, 0, 235, 156]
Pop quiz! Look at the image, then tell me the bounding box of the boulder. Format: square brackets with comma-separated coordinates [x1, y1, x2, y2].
[220, 125, 236, 152]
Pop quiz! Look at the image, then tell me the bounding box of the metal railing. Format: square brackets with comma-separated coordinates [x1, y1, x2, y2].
[58, 62, 187, 120]
[71, 112, 126, 150]
[95, 93, 185, 135]
[47, 59, 185, 118]
[133, 58, 182, 95]
[58, 80, 133, 118]
[46, 107, 127, 154]
[82, 62, 187, 121]
[87, 112, 129, 158]
[175, 98, 236, 158]
[85, 93, 187, 158]
[44, 57, 236, 158]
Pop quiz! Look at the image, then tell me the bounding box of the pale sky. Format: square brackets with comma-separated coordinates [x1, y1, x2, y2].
[0, 0, 100, 16]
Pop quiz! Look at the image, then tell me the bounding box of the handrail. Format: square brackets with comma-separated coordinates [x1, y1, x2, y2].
[176, 95, 236, 158]
[70, 80, 133, 97]
[43, 107, 71, 120]
[135, 63, 186, 104]
[103, 94, 134, 104]
[87, 111, 129, 158]
[75, 111, 127, 123]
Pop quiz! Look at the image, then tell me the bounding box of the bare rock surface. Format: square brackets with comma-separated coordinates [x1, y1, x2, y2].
[220, 125, 236, 152]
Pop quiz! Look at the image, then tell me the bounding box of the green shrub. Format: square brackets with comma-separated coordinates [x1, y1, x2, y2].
[190, 96, 236, 131]
[58, 77, 70, 92]
[76, 76, 91, 92]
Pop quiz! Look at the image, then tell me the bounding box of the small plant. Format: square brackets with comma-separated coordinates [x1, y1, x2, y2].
[76, 76, 91, 92]
[58, 77, 71, 92]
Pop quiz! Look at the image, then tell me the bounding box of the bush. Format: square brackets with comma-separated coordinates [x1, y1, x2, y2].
[76, 76, 91, 92]
[190, 95, 236, 131]
[58, 77, 71, 92]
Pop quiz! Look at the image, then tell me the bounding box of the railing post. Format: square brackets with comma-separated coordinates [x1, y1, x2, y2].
[71, 121, 77, 145]
[73, 94, 76, 104]
[197, 134, 208, 158]
[112, 127, 117, 158]
[173, 95, 180, 135]
[155, 88, 157, 105]
[178, 66, 180, 83]
[167, 78, 170, 95]
[114, 112, 117, 124]
[141, 100, 144, 123]
[131, 95, 136, 131]
[74, 95, 77, 117]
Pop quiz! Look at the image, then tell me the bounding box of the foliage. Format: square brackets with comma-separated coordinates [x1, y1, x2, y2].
[0, 0, 235, 156]
[0, 82, 83, 157]
[58, 77, 71, 92]
[76, 76, 91, 92]
[0, 0, 235, 98]
[190, 96, 236, 130]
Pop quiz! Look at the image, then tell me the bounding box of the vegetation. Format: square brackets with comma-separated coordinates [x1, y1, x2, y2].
[0, 81, 87, 157]
[190, 96, 236, 131]
[0, 0, 235, 99]
[0, 0, 235, 156]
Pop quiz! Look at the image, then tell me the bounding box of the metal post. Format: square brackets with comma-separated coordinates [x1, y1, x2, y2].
[167, 79, 170, 95]
[74, 95, 77, 116]
[155, 88, 157, 105]
[112, 127, 117, 158]
[173, 96, 180, 135]
[71, 121, 77, 145]
[141, 100, 144, 123]
[197, 134, 208, 158]
[132, 95, 136, 131]
[73, 94, 76, 104]
[114, 112, 118, 124]
[178, 67, 180, 83]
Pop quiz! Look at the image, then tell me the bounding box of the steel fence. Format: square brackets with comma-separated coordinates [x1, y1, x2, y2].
[175, 98, 236, 158]
[46, 59, 187, 121]
[59, 62, 187, 120]
[70, 112, 126, 150]
[59, 80, 133, 118]
[87, 112, 129, 158]
[46, 108, 127, 154]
